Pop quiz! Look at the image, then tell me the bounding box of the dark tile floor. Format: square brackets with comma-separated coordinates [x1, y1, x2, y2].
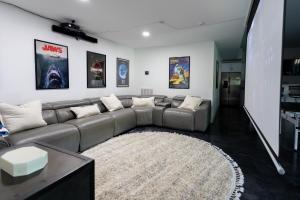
[130, 107, 300, 200]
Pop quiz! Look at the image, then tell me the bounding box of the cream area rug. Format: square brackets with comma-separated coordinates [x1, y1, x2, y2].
[82, 132, 244, 200]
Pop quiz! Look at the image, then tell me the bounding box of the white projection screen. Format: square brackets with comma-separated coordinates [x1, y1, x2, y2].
[245, 0, 284, 156]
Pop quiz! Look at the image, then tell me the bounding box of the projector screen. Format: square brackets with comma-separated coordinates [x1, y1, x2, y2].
[245, 0, 285, 156]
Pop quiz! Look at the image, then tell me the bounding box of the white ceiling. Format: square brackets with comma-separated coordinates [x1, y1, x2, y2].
[3, 0, 252, 59]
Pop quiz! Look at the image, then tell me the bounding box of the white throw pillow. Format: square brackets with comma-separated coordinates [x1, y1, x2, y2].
[178, 95, 203, 111]
[0, 100, 47, 133]
[100, 94, 124, 112]
[132, 97, 155, 108]
[71, 104, 101, 119]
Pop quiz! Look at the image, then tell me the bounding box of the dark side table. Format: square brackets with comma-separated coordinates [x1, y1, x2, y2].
[0, 142, 94, 200]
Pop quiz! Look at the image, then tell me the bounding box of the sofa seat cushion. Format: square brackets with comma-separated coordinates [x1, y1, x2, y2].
[133, 107, 153, 126]
[163, 108, 194, 131]
[108, 109, 136, 136]
[6, 124, 80, 152]
[66, 114, 114, 151]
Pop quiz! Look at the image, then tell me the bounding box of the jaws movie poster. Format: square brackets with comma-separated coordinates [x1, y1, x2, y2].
[35, 40, 69, 89]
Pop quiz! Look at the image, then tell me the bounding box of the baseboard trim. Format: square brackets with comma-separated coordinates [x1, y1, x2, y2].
[243, 106, 285, 175]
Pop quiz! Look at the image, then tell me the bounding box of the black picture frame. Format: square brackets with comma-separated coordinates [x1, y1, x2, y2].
[169, 56, 190, 89]
[86, 51, 106, 88]
[34, 39, 69, 90]
[116, 58, 129, 87]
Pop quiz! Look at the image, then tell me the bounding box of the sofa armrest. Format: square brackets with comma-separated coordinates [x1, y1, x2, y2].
[155, 102, 171, 108]
[194, 101, 211, 132]
[0, 137, 10, 150]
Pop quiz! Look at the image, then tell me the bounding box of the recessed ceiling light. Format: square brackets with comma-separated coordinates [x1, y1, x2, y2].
[80, 0, 89, 3]
[142, 31, 150, 37]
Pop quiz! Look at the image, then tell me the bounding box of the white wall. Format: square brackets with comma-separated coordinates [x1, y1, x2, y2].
[135, 41, 218, 121]
[0, 3, 138, 104]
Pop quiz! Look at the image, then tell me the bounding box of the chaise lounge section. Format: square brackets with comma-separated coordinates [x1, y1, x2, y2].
[163, 96, 211, 132]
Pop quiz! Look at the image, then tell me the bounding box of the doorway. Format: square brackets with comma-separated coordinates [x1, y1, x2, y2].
[220, 72, 241, 107]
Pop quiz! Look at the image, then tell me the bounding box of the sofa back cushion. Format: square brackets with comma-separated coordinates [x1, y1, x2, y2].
[70, 104, 100, 119]
[42, 110, 58, 125]
[50, 100, 91, 123]
[171, 100, 182, 108]
[120, 99, 133, 108]
[117, 95, 167, 108]
[56, 108, 76, 123]
[86, 98, 108, 113]
[42, 103, 58, 125]
[117, 95, 138, 108]
[141, 95, 166, 104]
[171, 96, 185, 108]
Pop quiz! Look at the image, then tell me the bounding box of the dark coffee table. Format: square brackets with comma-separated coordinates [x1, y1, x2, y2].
[0, 142, 94, 200]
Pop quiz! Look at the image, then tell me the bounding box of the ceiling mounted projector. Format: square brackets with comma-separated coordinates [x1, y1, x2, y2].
[52, 20, 98, 43]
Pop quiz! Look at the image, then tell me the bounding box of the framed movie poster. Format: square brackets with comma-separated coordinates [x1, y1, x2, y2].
[35, 39, 69, 89]
[169, 56, 190, 89]
[87, 51, 106, 88]
[116, 58, 129, 87]
[216, 61, 219, 89]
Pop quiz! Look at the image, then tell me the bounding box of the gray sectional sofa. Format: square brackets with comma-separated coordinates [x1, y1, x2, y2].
[0, 95, 211, 152]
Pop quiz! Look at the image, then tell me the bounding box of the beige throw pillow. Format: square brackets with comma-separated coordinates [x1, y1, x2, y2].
[71, 104, 100, 119]
[100, 94, 124, 112]
[132, 97, 155, 108]
[178, 95, 203, 111]
[0, 100, 47, 133]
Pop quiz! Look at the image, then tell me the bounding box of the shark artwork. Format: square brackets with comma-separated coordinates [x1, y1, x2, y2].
[44, 64, 65, 89]
[35, 40, 69, 89]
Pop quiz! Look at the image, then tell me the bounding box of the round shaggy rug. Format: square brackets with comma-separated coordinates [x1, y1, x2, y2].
[82, 132, 244, 200]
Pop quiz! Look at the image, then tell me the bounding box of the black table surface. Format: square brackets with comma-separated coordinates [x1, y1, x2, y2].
[0, 142, 94, 200]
